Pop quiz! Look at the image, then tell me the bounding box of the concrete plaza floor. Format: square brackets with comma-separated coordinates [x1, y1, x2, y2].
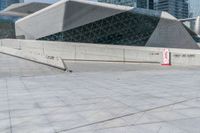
[1, 53, 200, 133]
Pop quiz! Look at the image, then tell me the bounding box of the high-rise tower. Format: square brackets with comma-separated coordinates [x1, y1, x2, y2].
[97, 0, 137, 7]
[98, 0, 154, 9]
[0, 0, 24, 10]
[188, 0, 200, 17]
[154, 0, 189, 19]
[137, 0, 154, 9]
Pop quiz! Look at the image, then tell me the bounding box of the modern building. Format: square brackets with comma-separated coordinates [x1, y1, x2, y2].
[154, 0, 189, 19]
[98, 0, 154, 9]
[14, 0, 199, 49]
[98, 0, 137, 7]
[137, 0, 154, 9]
[0, 0, 24, 11]
[0, 16, 16, 39]
[0, 2, 50, 39]
[188, 0, 200, 17]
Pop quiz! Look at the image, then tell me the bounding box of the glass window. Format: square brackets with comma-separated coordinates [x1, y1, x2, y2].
[39, 11, 160, 46]
[0, 15, 20, 39]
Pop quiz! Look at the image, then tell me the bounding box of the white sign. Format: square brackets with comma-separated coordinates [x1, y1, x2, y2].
[162, 48, 171, 66]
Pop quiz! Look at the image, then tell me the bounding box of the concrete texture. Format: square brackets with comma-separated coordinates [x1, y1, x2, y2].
[1, 39, 162, 63]
[3, 2, 50, 14]
[0, 46, 66, 70]
[0, 2, 50, 17]
[2, 39, 200, 66]
[0, 53, 63, 78]
[1, 53, 200, 133]
[194, 16, 200, 35]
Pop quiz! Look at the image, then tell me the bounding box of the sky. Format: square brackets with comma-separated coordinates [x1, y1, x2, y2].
[24, 0, 96, 3]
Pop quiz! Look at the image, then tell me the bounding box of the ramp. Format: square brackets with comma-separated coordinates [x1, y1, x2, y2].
[0, 46, 67, 71]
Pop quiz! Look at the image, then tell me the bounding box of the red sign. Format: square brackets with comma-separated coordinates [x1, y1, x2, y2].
[161, 48, 171, 66]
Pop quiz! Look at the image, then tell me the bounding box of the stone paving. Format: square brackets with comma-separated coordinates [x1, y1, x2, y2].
[0, 53, 200, 133]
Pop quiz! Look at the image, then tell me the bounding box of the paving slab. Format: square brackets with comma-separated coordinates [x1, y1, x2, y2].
[0, 53, 200, 133]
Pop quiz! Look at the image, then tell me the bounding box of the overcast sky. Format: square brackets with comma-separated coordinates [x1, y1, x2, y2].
[24, 0, 96, 3]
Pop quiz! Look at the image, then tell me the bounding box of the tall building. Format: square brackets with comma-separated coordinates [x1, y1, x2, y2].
[188, 0, 200, 17]
[98, 0, 137, 7]
[0, 0, 24, 10]
[137, 0, 154, 9]
[154, 0, 189, 19]
[98, 0, 154, 9]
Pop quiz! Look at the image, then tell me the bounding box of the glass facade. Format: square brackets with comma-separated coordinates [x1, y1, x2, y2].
[137, 0, 154, 9]
[188, 0, 200, 17]
[97, 0, 154, 9]
[0, 0, 6, 10]
[0, 0, 24, 10]
[0, 15, 20, 39]
[39, 11, 160, 46]
[98, 0, 137, 7]
[154, 0, 189, 19]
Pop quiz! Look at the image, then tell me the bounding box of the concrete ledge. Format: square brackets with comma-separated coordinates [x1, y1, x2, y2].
[1, 39, 200, 66]
[0, 45, 67, 71]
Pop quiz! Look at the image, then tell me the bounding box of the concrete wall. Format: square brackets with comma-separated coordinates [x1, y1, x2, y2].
[0, 39, 162, 63]
[0, 39, 66, 70]
[1, 39, 200, 66]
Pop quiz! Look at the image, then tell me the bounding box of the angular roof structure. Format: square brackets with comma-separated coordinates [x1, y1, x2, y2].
[15, 0, 200, 49]
[0, 2, 51, 39]
[0, 2, 51, 17]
